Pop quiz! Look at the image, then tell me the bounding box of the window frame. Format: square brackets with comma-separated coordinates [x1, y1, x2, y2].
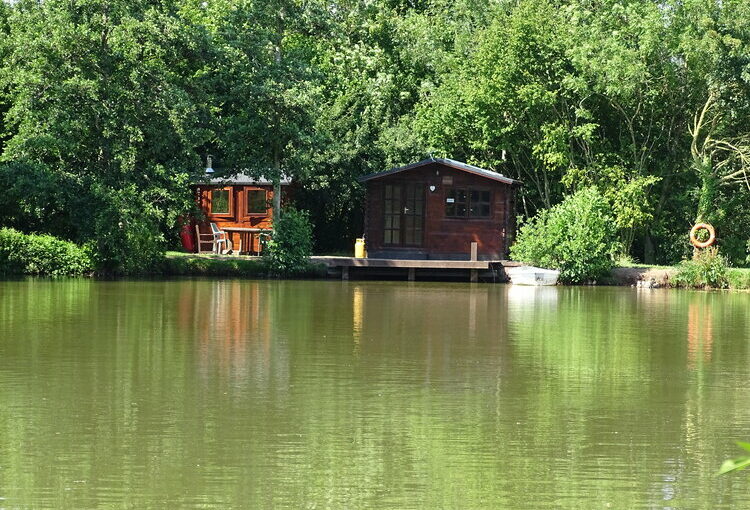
[445, 187, 492, 219]
[245, 188, 269, 216]
[209, 187, 234, 217]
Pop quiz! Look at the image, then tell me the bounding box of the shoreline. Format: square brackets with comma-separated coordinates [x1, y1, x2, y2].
[3, 252, 749, 291]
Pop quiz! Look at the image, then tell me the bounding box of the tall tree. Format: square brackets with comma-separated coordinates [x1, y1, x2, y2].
[207, 0, 322, 219]
[1, 0, 212, 272]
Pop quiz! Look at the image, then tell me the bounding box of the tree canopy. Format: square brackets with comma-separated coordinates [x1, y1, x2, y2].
[0, 0, 748, 269]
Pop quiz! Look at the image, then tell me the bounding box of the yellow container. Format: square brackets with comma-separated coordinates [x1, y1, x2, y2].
[354, 238, 367, 258]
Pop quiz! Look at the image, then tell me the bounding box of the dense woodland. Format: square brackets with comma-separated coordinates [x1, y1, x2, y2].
[0, 0, 748, 273]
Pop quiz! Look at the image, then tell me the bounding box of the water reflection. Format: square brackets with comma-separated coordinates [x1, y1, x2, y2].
[687, 302, 714, 369]
[1, 280, 750, 508]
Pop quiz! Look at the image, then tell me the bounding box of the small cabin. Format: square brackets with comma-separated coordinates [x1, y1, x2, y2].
[194, 173, 290, 254]
[359, 158, 521, 260]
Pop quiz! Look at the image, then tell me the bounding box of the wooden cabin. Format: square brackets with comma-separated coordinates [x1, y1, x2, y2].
[359, 158, 521, 260]
[194, 173, 291, 254]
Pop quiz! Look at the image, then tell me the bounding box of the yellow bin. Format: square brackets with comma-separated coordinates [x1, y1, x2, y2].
[354, 238, 367, 258]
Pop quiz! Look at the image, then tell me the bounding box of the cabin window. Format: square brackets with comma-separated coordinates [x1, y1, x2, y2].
[247, 189, 268, 215]
[211, 189, 231, 215]
[445, 188, 491, 218]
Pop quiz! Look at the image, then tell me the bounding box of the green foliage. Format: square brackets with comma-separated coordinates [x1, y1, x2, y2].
[719, 442, 750, 475]
[90, 185, 168, 275]
[163, 251, 327, 278]
[564, 164, 660, 254]
[672, 248, 729, 289]
[1, 0, 750, 265]
[0, 228, 92, 276]
[727, 268, 750, 290]
[510, 188, 620, 283]
[263, 208, 314, 276]
[0, 0, 209, 273]
[163, 252, 267, 277]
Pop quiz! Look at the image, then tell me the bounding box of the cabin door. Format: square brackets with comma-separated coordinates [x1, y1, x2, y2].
[383, 183, 424, 247]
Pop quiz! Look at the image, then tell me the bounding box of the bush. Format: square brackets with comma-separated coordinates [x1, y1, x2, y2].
[510, 187, 620, 283]
[0, 227, 92, 276]
[263, 208, 314, 276]
[672, 247, 729, 289]
[727, 269, 750, 290]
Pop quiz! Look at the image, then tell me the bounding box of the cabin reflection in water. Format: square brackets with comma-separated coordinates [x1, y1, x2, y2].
[687, 302, 713, 369]
[176, 280, 283, 389]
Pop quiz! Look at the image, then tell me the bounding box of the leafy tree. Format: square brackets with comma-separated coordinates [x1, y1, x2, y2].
[206, 0, 323, 219]
[416, 0, 592, 214]
[1, 0, 211, 272]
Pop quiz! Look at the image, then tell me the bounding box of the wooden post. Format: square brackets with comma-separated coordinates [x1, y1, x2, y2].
[470, 242, 478, 261]
[470, 269, 478, 283]
[341, 266, 349, 281]
[408, 267, 416, 281]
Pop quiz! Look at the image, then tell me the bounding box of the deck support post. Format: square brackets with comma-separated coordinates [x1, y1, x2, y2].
[408, 267, 416, 281]
[341, 266, 349, 280]
[470, 269, 478, 283]
[470, 242, 478, 261]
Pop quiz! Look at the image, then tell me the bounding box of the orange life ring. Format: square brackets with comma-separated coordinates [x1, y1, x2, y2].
[689, 223, 716, 248]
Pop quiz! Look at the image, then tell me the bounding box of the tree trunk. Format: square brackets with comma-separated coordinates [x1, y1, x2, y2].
[695, 156, 717, 224]
[273, 145, 281, 222]
[693, 157, 718, 258]
[643, 234, 655, 265]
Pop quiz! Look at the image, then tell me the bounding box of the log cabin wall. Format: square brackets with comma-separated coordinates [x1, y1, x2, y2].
[196, 185, 276, 253]
[364, 162, 517, 260]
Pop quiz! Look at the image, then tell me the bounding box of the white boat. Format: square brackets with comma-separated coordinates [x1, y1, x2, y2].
[505, 266, 560, 286]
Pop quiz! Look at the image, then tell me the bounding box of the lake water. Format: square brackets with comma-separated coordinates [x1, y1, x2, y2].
[1, 279, 749, 508]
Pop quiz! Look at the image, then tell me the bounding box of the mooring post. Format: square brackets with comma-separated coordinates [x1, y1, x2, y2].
[470, 269, 478, 283]
[408, 267, 416, 281]
[341, 266, 349, 281]
[470, 242, 478, 261]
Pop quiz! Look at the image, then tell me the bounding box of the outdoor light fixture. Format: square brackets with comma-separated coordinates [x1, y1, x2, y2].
[205, 155, 214, 174]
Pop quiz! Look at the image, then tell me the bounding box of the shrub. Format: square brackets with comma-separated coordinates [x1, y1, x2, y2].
[0, 227, 92, 276]
[672, 247, 729, 289]
[510, 187, 620, 283]
[263, 208, 314, 276]
[727, 268, 750, 290]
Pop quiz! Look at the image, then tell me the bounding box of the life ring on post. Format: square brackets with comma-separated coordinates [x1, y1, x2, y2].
[689, 223, 716, 249]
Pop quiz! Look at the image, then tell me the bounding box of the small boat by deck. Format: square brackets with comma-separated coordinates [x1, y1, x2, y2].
[505, 266, 560, 286]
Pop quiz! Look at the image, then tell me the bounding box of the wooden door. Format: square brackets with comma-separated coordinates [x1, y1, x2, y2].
[383, 183, 424, 247]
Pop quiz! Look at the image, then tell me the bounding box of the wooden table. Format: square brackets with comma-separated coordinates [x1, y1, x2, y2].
[221, 227, 272, 255]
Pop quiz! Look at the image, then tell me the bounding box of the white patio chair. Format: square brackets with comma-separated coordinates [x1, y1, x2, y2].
[210, 223, 230, 254]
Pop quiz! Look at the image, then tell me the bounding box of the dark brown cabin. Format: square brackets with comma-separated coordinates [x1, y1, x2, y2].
[359, 158, 521, 260]
[194, 173, 290, 254]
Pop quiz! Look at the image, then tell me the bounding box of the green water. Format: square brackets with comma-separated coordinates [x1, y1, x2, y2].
[1, 279, 749, 509]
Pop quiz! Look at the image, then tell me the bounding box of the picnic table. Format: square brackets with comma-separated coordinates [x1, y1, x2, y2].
[221, 227, 272, 255]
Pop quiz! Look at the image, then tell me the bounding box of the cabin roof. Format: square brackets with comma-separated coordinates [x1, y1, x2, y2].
[358, 157, 521, 185]
[197, 172, 292, 186]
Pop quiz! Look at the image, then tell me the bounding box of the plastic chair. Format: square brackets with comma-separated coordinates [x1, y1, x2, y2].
[210, 223, 229, 254]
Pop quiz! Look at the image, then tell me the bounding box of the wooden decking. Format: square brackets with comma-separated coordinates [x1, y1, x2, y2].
[312, 256, 520, 282]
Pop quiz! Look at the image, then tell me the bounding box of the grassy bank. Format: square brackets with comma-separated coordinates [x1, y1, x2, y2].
[609, 263, 750, 290]
[163, 251, 327, 278]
